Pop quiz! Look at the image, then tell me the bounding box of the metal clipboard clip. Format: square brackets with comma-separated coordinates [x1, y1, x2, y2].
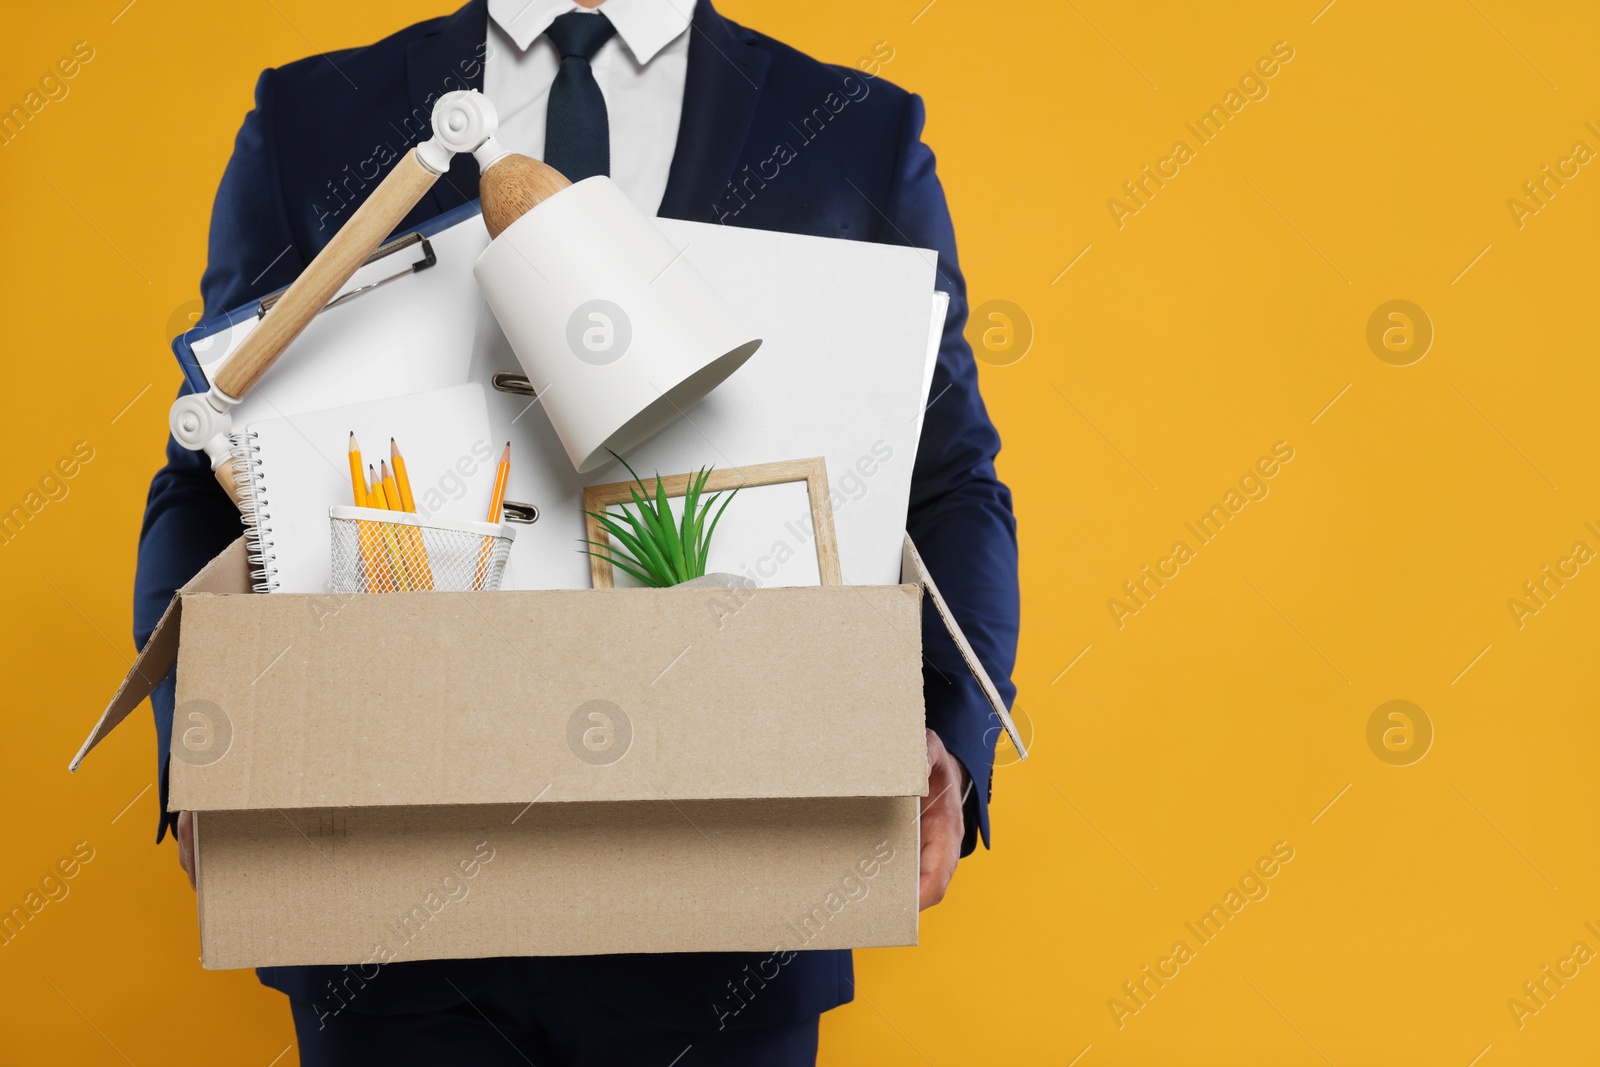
[499, 501, 539, 525]
[490, 372, 537, 397]
[257, 232, 438, 319]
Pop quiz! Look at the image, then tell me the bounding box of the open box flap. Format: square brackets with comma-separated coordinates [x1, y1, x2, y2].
[69, 538, 252, 772]
[900, 534, 1027, 759]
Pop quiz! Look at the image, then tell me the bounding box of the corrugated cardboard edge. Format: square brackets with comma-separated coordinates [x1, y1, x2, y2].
[901, 534, 1026, 759]
[68, 537, 252, 772]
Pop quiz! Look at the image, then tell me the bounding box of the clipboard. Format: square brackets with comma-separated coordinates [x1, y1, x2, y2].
[172, 200, 491, 414]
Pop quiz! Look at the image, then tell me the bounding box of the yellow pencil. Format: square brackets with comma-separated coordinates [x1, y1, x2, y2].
[365, 465, 391, 589]
[348, 432, 366, 507]
[389, 438, 416, 512]
[486, 442, 510, 522]
[388, 437, 433, 589]
[351, 444, 377, 591]
[365, 470, 408, 591]
[367, 465, 389, 509]
[381, 461, 403, 517]
[358, 468, 378, 592]
[474, 443, 511, 589]
[382, 459, 419, 591]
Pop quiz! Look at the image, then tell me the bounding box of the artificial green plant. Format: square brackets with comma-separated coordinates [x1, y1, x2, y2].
[581, 453, 741, 587]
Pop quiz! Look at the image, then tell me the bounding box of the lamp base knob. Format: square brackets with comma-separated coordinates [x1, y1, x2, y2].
[480, 154, 573, 239]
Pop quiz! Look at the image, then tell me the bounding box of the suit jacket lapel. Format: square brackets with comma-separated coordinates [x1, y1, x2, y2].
[657, 0, 770, 222]
[406, 0, 490, 217]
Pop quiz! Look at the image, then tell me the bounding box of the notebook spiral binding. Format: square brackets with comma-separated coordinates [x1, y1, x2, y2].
[227, 431, 280, 593]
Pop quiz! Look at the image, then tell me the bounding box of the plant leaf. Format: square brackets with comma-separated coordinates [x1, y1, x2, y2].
[593, 508, 672, 586]
[579, 543, 664, 587]
[620, 490, 675, 583]
[654, 473, 688, 582]
[687, 489, 710, 575]
[585, 513, 653, 571]
[627, 483, 668, 553]
[698, 484, 741, 573]
[586, 452, 737, 588]
[582, 511, 668, 588]
[616, 452, 679, 573]
[690, 482, 721, 574]
[680, 466, 705, 574]
[611, 449, 654, 502]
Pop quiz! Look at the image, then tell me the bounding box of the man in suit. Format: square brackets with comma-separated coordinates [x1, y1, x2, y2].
[136, 0, 1019, 1062]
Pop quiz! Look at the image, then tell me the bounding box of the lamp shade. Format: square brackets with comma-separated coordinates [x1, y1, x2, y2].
[473, 177, 762, 472]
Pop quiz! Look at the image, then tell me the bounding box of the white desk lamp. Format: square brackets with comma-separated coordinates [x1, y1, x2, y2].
[170, 90, 761, 494]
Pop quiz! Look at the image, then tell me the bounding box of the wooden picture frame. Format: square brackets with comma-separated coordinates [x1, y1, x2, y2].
[582, 457, 842, 589]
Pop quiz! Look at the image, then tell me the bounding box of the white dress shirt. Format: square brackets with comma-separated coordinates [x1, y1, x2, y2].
[484, 0, 691, 215]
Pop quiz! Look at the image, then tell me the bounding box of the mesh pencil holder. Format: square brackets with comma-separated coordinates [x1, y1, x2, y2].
[329, 506, 516, 594]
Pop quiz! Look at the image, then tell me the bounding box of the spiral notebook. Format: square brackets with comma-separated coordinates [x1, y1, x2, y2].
[230, 383, 497, 593]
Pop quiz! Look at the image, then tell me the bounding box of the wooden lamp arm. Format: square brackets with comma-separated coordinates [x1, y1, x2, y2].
[169, 90, 514, 505]
[211, 150, 442, 400]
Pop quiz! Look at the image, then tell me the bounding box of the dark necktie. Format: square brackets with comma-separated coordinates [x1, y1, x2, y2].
[542, 11, 618, 182]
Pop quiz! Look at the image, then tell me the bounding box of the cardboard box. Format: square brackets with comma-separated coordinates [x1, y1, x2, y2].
[73, 537, 1016, 969]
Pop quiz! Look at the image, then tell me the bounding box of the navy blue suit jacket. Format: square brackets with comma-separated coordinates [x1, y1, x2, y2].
[135, 0, 1018, 1030]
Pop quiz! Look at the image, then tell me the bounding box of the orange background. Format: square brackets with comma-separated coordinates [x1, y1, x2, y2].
[3, 1, 1599, 1063]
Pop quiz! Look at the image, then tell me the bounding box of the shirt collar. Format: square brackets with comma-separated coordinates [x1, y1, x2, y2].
[487, 0, 692, 64]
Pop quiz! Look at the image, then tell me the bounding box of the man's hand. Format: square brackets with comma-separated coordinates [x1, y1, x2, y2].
[919, 728, 969, 910]
[176, 810, 196, 889]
